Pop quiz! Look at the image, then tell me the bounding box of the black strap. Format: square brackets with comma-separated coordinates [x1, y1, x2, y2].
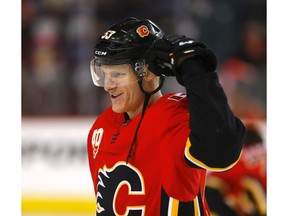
[125, 75, 165, 163]
[126, 93, 151, 163]
[138, 74, 165, 95]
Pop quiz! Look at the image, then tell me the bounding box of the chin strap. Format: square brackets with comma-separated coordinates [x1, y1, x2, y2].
[138, 74, 165, 95]
[125, 74, 165, 164]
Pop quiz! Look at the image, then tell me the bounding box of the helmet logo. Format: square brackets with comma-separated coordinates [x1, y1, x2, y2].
[95, 50, 107, 56]
[101, 30, 116, 40]
[136, 25, 149, 38]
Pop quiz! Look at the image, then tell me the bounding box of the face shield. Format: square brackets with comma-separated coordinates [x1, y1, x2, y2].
[90, 58, 146, 87]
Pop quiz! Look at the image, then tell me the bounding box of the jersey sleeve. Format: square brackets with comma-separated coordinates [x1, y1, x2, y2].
[179, 60, 246, 171]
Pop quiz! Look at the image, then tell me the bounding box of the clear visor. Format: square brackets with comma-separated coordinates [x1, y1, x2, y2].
[90, 58, 145, 87]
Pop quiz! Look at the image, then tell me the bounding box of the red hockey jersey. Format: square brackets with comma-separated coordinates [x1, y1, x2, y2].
[87, 93, 211, 215]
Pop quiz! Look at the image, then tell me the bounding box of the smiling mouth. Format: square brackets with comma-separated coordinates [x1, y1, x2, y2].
[110, 93, 123, 99]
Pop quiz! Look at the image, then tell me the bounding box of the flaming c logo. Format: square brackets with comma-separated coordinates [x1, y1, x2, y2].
[136, 25, 149, 38]
[96, 162, 145, 215]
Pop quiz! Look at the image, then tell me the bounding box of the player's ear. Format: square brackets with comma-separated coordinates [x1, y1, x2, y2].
[144, 65, 156, 82]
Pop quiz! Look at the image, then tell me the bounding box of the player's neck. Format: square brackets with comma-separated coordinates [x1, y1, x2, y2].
[148, 91, 162, 107]
[127, 91, 162, 119]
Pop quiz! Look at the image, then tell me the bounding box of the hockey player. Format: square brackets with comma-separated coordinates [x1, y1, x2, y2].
[87, 17, 246, 215]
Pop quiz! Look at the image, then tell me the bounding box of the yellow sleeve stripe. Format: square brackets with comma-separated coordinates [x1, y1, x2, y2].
[168, 196, 202, 216]
[193, 196, 201, 216]
[168, 197, 179, 216]
[184, 138, 242, 172]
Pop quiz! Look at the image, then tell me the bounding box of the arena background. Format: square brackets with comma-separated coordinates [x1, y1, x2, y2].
[20, 0, 267, 215]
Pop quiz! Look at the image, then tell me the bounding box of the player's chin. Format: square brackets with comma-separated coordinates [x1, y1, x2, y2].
[111, 103, 125, 113]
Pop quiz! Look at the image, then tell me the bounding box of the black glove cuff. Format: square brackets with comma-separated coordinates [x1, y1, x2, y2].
[176, 58, 206, 85]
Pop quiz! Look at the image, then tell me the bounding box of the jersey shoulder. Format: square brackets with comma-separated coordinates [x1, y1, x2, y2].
[159, 92, 188, 109]
[162, 92, 187, 102]
[146, 92, 189, 125]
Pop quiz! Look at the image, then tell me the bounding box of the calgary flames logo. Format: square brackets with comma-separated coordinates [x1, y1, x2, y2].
[136, 25, 149, 38]
[96, 162, 145, 215]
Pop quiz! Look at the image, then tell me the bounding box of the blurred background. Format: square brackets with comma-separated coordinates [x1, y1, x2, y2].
[22, 0, 266, 215]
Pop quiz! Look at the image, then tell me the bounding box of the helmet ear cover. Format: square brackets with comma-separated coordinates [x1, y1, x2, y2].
[131, 59, 146, 78]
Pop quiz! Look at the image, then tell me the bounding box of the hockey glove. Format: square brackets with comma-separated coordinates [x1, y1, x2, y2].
[148, 34, 217, 85]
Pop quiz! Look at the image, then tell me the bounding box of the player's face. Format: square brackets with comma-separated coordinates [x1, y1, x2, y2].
[103, 64, 145, 118]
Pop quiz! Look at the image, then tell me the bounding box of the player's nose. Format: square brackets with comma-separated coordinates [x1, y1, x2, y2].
[104, 77, 117, 91]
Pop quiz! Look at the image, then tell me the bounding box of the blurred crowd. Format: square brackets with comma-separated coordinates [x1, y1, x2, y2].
[22, 0, 266, 119]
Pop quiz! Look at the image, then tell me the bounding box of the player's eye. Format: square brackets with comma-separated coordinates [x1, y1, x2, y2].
[110, 71, 126, 78]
